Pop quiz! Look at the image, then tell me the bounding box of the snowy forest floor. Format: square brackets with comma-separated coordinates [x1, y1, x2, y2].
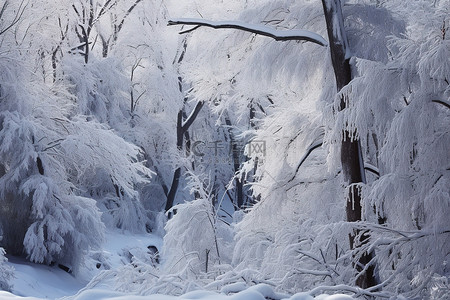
[2, 230, 353, 300]
[3, 230, 161, 299]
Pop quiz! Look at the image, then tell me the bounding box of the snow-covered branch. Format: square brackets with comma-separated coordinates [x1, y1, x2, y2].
[181, 101, 204, 132]
[168, 18, 328, 47]
[363, 162, 379, 177]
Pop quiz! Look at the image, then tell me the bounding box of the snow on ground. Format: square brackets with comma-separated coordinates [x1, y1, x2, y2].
[4, 229, 162, 299]
[5, 256, 86, 299]
[1, 288, 354, 300]
[97, 229, 163, 274]
[3, 230, 353, 300]
[68, 287, 354, 300]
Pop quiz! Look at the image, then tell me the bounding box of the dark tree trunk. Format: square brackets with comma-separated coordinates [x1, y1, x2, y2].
[224, 115, 244, 209]
[83, 30, 89, 64]
[100, 35, 109, 58]
[52, 49, 58, 83]
[165, 167, 181, 212]
[165, 102, 204, 213]
[165, 111, 184, 212]
[321, 0, 377, 289]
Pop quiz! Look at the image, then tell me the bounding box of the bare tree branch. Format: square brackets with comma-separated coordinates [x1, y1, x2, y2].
[72, 4, 81, 18]
[93, 0, 115, 25]
[0, 2, 9, 20]
[179, 25, 200, 35]
[116, 0, 143, 35]
[0, 0, 28, 36]
[168, 18, 328, 46]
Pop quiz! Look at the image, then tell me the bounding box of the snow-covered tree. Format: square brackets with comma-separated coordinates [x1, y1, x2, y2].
[106, 170, 234, 296]
[163, 0, 449, 297]
[0, 0, 154, 271]
[0, 247, 14, 291]
[1, 0, 448, 299]
[332, 0, 450, 296]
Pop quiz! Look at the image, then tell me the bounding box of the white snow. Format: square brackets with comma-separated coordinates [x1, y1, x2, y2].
[0, 1, 447, 300]
[6, 256, 85, 299]
[3, 231, 353, 300]
[100, 229, 163, 271]
[4, 229, 162, 299]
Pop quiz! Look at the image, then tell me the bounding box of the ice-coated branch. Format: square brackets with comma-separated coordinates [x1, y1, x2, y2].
[168, 18, 328, 47]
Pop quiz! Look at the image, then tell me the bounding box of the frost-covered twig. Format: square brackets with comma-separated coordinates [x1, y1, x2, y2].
[168, 18, 328, 46]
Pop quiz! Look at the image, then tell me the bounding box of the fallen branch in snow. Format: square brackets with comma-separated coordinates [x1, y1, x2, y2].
[168, 18, 328, 47]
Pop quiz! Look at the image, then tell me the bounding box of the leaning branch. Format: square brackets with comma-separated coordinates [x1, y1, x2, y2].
[168, 18, 328, 47]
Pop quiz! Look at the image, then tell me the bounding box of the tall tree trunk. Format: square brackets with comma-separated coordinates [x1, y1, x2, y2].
[321, 0, 377, 289]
